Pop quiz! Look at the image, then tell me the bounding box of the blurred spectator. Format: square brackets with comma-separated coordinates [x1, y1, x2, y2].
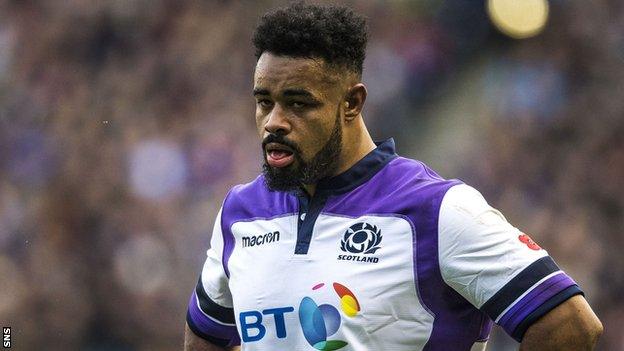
[128, 138, 188, 200]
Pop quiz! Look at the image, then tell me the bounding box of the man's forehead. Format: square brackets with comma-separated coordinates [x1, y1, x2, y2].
[254, 52, 340, 94]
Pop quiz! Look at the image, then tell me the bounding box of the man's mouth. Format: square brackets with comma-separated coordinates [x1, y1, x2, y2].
[265, 143, 295, 168]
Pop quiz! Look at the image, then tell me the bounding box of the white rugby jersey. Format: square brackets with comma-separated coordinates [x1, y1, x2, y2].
[187, 139, 582, 350]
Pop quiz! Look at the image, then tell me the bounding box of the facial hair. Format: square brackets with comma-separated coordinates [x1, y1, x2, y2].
[262, 108, 342, 192]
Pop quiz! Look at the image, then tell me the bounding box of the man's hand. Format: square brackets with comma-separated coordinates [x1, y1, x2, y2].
[184, 323, 241, 351]
[520, 295, 603, 350]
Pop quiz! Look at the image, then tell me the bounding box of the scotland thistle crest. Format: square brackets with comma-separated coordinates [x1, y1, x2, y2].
[340, 222, 382, 254]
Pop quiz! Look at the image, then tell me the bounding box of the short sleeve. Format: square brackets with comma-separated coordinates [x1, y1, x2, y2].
[186, 207, 240, 347]
[438, 184, 583, 342]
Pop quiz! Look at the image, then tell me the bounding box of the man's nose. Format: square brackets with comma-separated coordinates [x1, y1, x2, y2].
[264, 104, 291, 135]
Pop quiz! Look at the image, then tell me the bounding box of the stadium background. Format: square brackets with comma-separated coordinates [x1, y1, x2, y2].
[0, 0, 622, 350]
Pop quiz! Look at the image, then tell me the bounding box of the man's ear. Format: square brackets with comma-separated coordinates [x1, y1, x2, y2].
[344, 83, 367, 121]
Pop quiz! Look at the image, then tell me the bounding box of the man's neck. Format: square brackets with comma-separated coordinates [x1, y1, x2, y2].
[302, 126, 376, 197]
[302, 183, 316, 198]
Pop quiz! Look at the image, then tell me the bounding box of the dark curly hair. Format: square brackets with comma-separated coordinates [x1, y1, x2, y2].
[252, 2, 368, 76]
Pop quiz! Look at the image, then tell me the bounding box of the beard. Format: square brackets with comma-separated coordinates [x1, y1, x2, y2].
[262, 109, 342, 192]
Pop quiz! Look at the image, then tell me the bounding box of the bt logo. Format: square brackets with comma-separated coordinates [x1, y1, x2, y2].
[239, 282, 360, 350]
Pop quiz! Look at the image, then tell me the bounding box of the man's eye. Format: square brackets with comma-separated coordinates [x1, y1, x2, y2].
[257, 99, 273, 108]
[291, 101, 306, 108]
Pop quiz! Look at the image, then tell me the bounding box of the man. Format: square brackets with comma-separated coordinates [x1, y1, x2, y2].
[185, 3, 602, 350]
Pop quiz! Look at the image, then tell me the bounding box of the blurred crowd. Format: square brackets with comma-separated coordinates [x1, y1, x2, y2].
[0, 1, 621, 350]
[459, 2, 624, 349]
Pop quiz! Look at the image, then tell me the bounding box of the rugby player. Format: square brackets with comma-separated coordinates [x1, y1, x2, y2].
[184, 3, 602, 350]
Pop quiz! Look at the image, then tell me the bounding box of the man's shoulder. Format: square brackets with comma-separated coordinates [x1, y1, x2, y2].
[227, 174, 268, 199]
[221, 174, 298, 224]
[377, 156, 462, 194]
[387, 156, 448, 181]
[325, 157, 463, 219]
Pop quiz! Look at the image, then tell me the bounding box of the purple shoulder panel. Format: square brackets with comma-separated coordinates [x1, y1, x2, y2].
[220, 175, 299, 277]
[324, 157, 452, 215]
[325, 157, 490, 348]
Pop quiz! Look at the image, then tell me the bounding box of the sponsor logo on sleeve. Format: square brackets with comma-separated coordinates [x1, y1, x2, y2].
[518, 233, 541, 250]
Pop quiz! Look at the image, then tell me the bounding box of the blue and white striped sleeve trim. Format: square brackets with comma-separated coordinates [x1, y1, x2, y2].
[480, 256, 582, 341]
[187, 278, 240, 347]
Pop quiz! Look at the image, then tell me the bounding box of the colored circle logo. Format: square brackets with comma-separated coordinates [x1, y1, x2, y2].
[298, 282, 360, 350]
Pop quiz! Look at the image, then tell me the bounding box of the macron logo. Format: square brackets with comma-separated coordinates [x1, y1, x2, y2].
[242, 231, 280, 248]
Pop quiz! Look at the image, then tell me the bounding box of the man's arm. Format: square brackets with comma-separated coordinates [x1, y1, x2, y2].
[184, 323, 241, 351]
[185, 206, 240, 350]
[437, 185, 602, 347]
[520, 295, 603, 350]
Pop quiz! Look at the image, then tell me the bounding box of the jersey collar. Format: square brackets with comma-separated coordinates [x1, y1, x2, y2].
[310, 138, 398, 195]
